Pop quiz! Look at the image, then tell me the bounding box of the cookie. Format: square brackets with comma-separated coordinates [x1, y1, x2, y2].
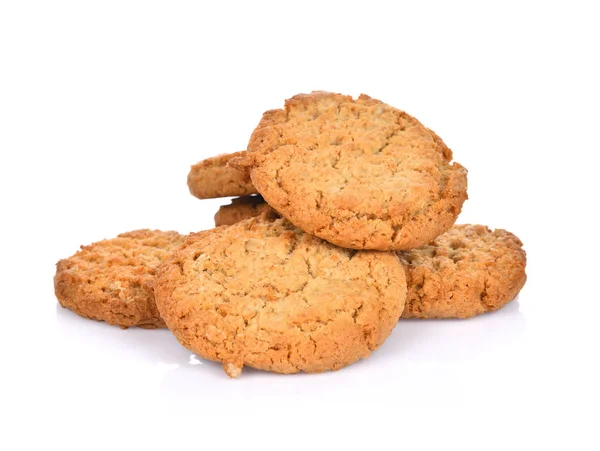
[398, 224, 526, 319]
[230, 91, 468, 250]
[214, 195, 279, 227]
[155, 217, 407, 377]
[187, 151, 258, 199]
[54, 229, 188, 328]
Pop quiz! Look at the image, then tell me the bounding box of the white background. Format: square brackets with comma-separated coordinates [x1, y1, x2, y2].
[1, 0, 599, 448]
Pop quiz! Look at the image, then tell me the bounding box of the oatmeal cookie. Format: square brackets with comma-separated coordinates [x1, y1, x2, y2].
[154, 217, 406, 377]
[188, 151, 258, 199]
[231, 91, 468, 250]
[54, 229, 187, 328]
[214, 195, 278, 226]
[398, 224, 526, 318]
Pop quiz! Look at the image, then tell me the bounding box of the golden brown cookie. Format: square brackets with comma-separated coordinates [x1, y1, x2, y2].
[398, 224, 526, 319]
[155, 217, 407, 378]
[54, 229, 187, 328]
[214, 195, 279, 227]
[231, 91, 468, 251]
[187, 151, 258, 199]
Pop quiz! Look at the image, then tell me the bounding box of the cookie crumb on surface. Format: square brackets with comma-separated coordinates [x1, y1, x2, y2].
[224, 363, 243, 378]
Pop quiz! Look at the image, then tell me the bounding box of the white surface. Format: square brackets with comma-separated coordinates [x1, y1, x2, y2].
[1, 0, 599, 447]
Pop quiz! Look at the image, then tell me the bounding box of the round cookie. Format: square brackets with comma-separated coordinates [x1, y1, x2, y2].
[54, 229, 188, 328]
[155, 217, 407, 377]
[188, 151, 258, 199]
[398, 224, 527, 319]
[214, 195, 279, 227]
[231, 91, 468, 251]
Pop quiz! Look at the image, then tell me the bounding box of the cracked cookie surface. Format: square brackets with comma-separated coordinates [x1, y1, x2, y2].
[188, 151, 258, 199]
[398, 224, 527, 318]
[54, 229, 187, 328]
[154, 217, 407, 377]
[214, 195, 279, 226]
[231, 91, 468, 250]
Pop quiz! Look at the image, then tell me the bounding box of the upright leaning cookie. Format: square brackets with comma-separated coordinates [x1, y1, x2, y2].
[155, 217, 407, 378]
[214, 195, 279, 226]
[231, 91, 468, 250]
[54, 229, 187, 328]
[188, 151, 258, 199]
[398, 224, 527, 319]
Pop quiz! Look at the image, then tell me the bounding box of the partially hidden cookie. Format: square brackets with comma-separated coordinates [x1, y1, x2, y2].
[54, 229, 188, 328]
[188, 151, 258, 199]
[214, 195, 279, 227]
[155, 217, 407, 378]
[398, 224, 526, 319]
[231, 91, 468, 251]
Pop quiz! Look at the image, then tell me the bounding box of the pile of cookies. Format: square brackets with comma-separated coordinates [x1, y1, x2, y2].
[55, 91, 527, 378]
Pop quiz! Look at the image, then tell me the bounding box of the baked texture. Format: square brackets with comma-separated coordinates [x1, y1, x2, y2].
[398, 224, 527, 319]
[55, 229, 187, 328]
[214, 195, 279, 227]
[155, 217, 407, 378]
[187, 151, 258, 199]
[231, 91, 468, 250]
